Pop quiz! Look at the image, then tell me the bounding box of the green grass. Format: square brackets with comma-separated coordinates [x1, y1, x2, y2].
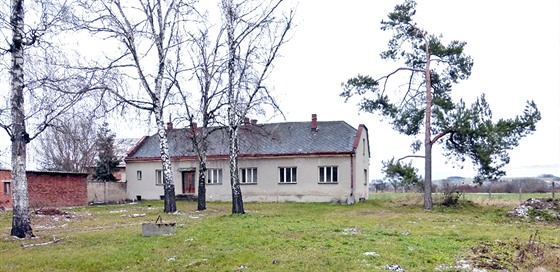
[370, 192, 557, 207]
[1, 198, 559, 271]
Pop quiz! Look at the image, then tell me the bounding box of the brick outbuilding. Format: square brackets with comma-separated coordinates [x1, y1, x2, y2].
[0, 169, 88, 209]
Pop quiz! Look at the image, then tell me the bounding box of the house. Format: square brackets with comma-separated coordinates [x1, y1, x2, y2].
[0, 169, 88, 209]
[113, 138, 142, 181]
[125, 114, 370, 203]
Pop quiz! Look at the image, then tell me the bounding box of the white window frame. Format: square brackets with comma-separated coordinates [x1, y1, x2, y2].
[279, 167, 297, 183]
[3, 180, 11, 195]
[319, 166, 338, 183]
[207, 168, 223, 185]
[155, 170, 163, 186]
[240, 168, 258, 184]
[137, 170, 142, 180]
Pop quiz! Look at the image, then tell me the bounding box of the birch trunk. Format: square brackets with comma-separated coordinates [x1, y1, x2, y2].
[155, 113, 176, 213]
[228, 124, 244, 214]
[195, 126, 207, 211]
[224, 0, 245, 214]
[10, 0, 34, 238]
[197, 157, 207, 211]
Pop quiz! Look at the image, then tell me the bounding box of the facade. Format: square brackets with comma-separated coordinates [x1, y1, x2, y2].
[125, 115, 370, 203]
[0, 169, 88, 209]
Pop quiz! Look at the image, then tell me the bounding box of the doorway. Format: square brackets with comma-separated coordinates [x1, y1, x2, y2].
[182, 171, 196, 194]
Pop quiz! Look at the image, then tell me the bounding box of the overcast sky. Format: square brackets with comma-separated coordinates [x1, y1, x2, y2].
[6, 1, 558, 181]
[261, 0, 560, 179]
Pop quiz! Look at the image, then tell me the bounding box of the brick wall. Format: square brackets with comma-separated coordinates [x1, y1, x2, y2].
[0, 170, 11, 208]
[0, 170, 88, 209]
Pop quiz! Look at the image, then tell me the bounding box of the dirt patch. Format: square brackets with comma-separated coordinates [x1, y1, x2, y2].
[34, 208, 71, 216]
[31, 209, 94, 232]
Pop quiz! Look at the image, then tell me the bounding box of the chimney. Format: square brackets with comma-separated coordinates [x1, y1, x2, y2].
[167, 114, 173, 130]
[311, 114, 317, 131]
[251, 119, 257, 125]
[244, 117, 250, 125]
[191, 122, 197, 130]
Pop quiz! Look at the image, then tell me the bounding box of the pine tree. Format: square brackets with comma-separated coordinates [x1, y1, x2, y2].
[92, 122, 120, 182]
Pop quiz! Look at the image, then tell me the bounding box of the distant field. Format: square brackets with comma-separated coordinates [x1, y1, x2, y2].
[370, 192, 557, 207]
[1, 198, 559, 271]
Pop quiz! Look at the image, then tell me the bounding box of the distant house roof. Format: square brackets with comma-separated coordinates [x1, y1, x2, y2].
[114, 138, 142, 166]
[126, 121, 367, 161]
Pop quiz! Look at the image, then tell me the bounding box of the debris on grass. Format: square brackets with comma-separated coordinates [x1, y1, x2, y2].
[21, 235, 66, 248]
[363, 251, 380, 257]
[469, 230, 559, 271]
[166, 256, 176, 262]
[342, 227, 360, 235]
[121, 213, 146, 218]
[435, 259, 486, 272]
[384, 264, 405, 271]
[34, 208, 70, 216]
[109, 209, 127, 213]
[507, 198, 559, 221]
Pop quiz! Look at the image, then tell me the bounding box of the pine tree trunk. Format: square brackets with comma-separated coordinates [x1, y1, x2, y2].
[423, 40, 434, 210]
[155, 114, 176, 213]
[10, 0, 34, 238]
[424, 142, 433, 209]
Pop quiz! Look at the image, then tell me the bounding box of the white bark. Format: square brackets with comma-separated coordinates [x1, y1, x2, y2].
[10, 0, 34, 238]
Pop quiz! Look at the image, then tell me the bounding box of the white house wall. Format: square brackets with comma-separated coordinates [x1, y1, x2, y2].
[352, 126, 370, 201]
[126, 154, 363, 203]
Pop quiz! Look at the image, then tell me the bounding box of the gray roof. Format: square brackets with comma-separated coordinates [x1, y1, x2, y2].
[127, 121, 361, 160]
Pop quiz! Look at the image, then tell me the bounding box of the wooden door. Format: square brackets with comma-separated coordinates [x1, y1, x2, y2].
[182, 171, 196, 194]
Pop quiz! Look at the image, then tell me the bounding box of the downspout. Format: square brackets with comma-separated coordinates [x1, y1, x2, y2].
[348, 153, 355, 204]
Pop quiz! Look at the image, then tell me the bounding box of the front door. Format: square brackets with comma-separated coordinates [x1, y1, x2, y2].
[182, 171, 196, 194]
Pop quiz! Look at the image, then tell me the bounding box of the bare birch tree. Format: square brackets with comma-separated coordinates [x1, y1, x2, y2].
[0, 0, 102, 238]
[220, 0, 294, 214]
[177, 25, 227, 211]
[74, 0, 197, 213]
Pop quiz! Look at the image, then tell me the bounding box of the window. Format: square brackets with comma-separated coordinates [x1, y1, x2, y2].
[279, 167, 297, 183]
[240, 168, 258, 184]
[155, 170, 163, 185]
[3, 181, 11, 195]
[364, 169, 368, 185]
[319, 166, 338, 183]
[137, 170, 142, 180]
[207, 169, 223, 184]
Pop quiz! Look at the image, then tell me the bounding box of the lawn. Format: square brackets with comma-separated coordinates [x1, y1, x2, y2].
[0, 195, 559, 271]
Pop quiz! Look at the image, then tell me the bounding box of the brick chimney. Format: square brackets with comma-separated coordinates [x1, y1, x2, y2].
[251, 119, 257, 125]
[311, 114, 317, 131]
[166, 121, 173, 130]
[191, 122, 197, 130]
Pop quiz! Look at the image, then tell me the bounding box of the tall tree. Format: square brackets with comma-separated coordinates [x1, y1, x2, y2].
[76, 0, 197, 213]
[34, 111, 98, 173]
[178, 24, 227, 211]
[341, 0, 540, 209]
[220, 0, 294, 214]
[1, 0, 99, 237]
[92, 122, 120, 181]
